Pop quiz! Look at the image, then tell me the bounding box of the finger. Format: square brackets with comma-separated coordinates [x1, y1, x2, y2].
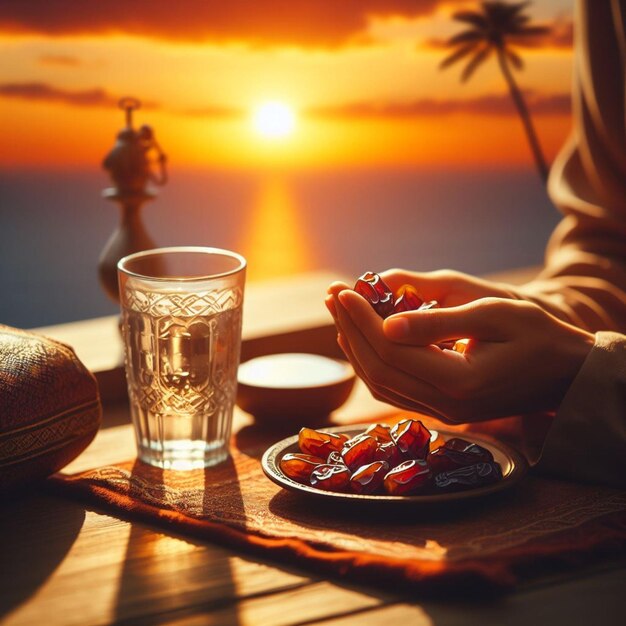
[338, 325, 460, 424]
[379, 269, 446, 301]
[327, 281, 351, 297]
[379, 269, 518, 307]
[335, 331, 349, 361]
[334, 292, 453, 416]
[333, 296, 444, 417]
[337, 289, 468, 388]
[325, 295, 338, 321]
[379, 269, 477, 305]
[338, 333, 446, 420]
[383, 298, 512, 346]
[337, 332, 429, 414]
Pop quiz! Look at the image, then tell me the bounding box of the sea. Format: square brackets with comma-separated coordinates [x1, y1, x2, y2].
[0, 166, 561, 328]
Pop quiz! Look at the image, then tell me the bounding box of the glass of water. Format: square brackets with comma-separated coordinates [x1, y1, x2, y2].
[117, 246, 246, 470]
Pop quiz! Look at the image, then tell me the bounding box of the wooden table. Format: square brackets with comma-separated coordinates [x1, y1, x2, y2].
[2, 272, 625, 625]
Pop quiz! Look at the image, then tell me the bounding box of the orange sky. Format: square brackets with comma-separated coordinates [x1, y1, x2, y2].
[0, 0, 575, 170]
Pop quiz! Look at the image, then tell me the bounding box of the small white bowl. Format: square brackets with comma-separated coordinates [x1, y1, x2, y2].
[237, 353, 356, 424]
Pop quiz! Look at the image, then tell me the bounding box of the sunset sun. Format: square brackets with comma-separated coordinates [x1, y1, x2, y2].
[253, 101, 296, 139]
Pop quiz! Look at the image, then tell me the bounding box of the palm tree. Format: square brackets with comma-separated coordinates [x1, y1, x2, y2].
[441, 1, 550, 183]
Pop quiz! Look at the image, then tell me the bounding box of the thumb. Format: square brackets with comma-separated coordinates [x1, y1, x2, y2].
[382, 298, 510, 345]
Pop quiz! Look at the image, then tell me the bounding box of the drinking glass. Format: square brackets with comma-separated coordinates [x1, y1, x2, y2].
[117, 247, 246, 469]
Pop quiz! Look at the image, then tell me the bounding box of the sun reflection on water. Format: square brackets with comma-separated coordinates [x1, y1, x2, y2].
[240, 177, 312, 281]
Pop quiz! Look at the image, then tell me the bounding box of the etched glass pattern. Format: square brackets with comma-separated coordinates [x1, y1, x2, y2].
[120, 281, 243, 470]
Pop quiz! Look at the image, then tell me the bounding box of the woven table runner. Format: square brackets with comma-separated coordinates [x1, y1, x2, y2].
[47, 419, 626, 595]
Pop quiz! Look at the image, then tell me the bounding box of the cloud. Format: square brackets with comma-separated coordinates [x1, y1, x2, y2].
[0, 81, 569, 119]
[550, 20, 574, 48]
[38, 54, 81, 66]
[0, 0, 443, 47]
[524, 93, 571, 115]
[306, 92, 571, 118]
[181, 105, 244, 119]
[0, 82, 158, 109]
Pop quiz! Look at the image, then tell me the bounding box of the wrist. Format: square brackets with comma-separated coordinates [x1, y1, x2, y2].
[542, 324, 595, 414]
[559, 328, 595, 391]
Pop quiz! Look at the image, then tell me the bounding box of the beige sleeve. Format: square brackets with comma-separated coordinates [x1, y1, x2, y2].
[516, 0, 626, 332]
[537, 331, 626, 488]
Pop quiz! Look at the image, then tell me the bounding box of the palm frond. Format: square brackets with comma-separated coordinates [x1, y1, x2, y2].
[447, 30, 484, 46]
[510, 1, 531, 14]
[453, 11, 488, 29]
[440, 43, 480, 69]
[461, 47, 491, 82]
[483, 1, 536, 35]
[483, 1, 530, 18]
[445, 2, 545, 79]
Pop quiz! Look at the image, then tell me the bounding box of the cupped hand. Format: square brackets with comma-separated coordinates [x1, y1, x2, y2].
[325, 287, 594, 424]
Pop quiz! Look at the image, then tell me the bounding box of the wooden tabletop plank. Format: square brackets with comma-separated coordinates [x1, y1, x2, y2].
[1, 500, 317, 626]
[167, 581, 393, 626]
[310, 603, 433, 626]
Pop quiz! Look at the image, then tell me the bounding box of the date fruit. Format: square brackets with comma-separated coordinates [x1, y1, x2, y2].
[374, 441, 403, 468]
[444, 438, 493, 462]
[280, 453, 326, 483]
[390, 419, 431, 459]
[327, 450, 346, 465]
[350, 461, 389, 495]
[280, 423, 503, 497]
[310, 463, 351, 492]
[340, 434, 378, 472]
[427, 447, 484, 473]
[384, 459, 431, 495]
[434, 462, 502, 492]
[392, 285, 424, 314]
[299, 427, 348, 458]
[354, 272, 395, 319]
[364, 423, 393, 443]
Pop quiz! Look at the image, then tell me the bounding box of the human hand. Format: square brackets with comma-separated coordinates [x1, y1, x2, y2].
[325, 288, 594, 424]
[378, 268, 520, 307]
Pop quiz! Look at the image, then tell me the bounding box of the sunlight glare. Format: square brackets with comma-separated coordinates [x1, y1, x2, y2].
[253, 101, 296, 139]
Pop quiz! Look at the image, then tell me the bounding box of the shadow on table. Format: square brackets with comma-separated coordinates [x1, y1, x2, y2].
[0, 492, 85, 619]
[267, 475, 522, 526]
[234, 421, 298, 460]
[112, 459, 246, 625]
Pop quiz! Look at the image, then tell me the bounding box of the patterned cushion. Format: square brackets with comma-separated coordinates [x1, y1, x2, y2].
[0, 324, 101, 492]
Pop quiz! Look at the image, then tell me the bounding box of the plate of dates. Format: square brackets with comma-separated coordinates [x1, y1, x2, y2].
[262, 419, 528, 505]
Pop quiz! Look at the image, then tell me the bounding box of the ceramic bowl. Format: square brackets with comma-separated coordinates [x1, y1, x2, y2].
[236, 353, 356, 424]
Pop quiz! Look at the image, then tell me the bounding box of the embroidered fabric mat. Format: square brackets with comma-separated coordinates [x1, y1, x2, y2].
[47, 421, 626, 595]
